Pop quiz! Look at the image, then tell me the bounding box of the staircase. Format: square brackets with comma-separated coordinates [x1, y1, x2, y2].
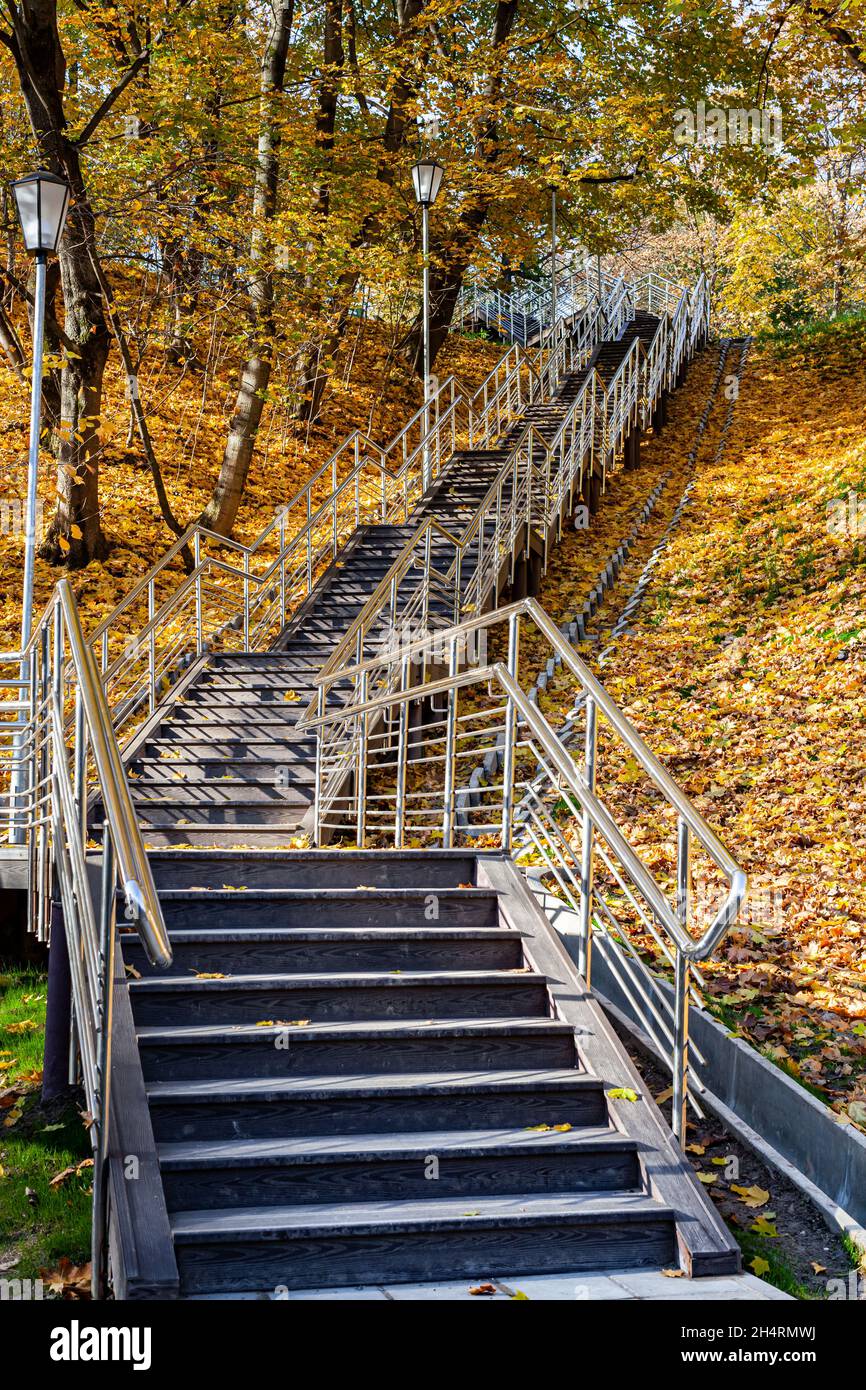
[117, 848, 737, 1297]
[116, 362, 602, 847]
[66, 276, 738, 1297]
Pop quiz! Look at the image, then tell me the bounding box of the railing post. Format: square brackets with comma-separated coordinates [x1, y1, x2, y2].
[442, 636, 458, 848]
[92, 828, 116, 1299]
[356, 669, 369, 849]
[278, 514, 287, 631]
[38, 622, 52, 941]
[672, 816, 691, 1146]
[73, 688, 86, 852]
[147, 579, 156, 713]
[314, 686, 325, 845]
[306, 493, 313, 593]
[394, 656, 410, 848]
[578, 695, 597, 985]
[243, 552, 251, 650]
[332, 458, 339, 554]
[500, 612, 519, 851]
[193, 532, 203, 655]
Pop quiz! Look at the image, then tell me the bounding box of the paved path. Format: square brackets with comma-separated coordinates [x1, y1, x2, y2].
[197, 1269, 792, 1300]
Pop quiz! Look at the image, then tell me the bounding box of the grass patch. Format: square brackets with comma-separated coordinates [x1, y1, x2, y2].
[734, 1228, 821, 1300]
[762, 310, 866, 364]
[0, 963, 92, 1281]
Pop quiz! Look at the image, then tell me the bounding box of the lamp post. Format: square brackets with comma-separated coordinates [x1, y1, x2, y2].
[8, 169, 71, 840]
[550, 185, 558, 334]
[412, 158, 444, 492]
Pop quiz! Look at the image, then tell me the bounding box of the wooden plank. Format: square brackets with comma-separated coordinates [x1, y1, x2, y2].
[107, 944, 180, 1299]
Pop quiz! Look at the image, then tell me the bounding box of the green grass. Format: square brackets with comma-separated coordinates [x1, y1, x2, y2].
[734, 1229, 818, 1299]
[0, 963, 92, 1281]
[760, 309, 866, 360]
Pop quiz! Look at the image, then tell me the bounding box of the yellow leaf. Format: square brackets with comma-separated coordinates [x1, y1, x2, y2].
[750, 1216, 779, 1238]
[731, 1184, 770, 1209]
[749, 1256, 771, 1279]
[607, 1087, 638, 1102]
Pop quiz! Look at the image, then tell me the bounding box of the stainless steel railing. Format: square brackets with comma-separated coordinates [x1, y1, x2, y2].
[300, 598, 746, 1142]
[1, 265, 707, 853]
[7, 577, 171, 1295]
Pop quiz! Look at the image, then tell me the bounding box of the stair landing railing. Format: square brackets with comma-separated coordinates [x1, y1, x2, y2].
[2, 578, 172, 1294]
[2, 265, 704, 853]
[300, 598, 746, 1144]
[302, 277, 702, 770]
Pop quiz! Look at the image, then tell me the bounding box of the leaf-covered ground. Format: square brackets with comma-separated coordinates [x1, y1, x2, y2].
[533, 320, 866, 1124]
[0, 320, 503, 650]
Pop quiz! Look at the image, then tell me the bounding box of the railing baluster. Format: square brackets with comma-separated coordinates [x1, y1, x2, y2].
[673, 817, 692, 1145]
[442, 636, 458, 848]
[394, 656, 410, 847]
[194, 532, 203, 655]
[578, 695, 597, 985]
[147, 579, 156, 712]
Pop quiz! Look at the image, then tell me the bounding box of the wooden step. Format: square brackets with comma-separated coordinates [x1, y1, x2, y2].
[132, 758, 317, 784]
[122, 925, 523, 975]
[152, 886, 500, 929]
[126, 801, 310, 828]
[129, 968, 549, 1028]
[136, 1016, 579, 1081]
[146, 1068, 607, 1142]
[170, 1190, 676, 1292]
[140, 849, 482, 891]
[158, 1127, 641, 1210]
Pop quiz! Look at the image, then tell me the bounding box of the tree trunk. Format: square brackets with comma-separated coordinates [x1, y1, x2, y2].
[199, 1, 293, 537]
[293, 0, 428, 423]
[405, 1, 518, 377]
[6, 0, 111, 566]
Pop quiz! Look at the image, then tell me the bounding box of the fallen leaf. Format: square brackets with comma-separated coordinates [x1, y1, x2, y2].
[730, 1184, 770, 1209]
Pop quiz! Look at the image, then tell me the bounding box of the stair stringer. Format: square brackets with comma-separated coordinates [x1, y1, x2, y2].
[476, 854, 741, 1277]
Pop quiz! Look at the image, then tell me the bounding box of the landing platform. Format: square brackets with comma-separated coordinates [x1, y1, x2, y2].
[193, 1268, 792, 1301]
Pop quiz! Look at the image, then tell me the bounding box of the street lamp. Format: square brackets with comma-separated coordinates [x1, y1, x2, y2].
[412, 158, 444, 492]
[9, 169, 71, 840]
[550, 185, 558, 334]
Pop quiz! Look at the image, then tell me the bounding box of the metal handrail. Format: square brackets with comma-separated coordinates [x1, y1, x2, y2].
[303, 595, 746, 957]
[304, 271, 705, 731]
[10, 577, 172, 1297]
[56, 583, 171, 967]
[303, 598, 746, 1140]
[3, 263, 706, 846]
